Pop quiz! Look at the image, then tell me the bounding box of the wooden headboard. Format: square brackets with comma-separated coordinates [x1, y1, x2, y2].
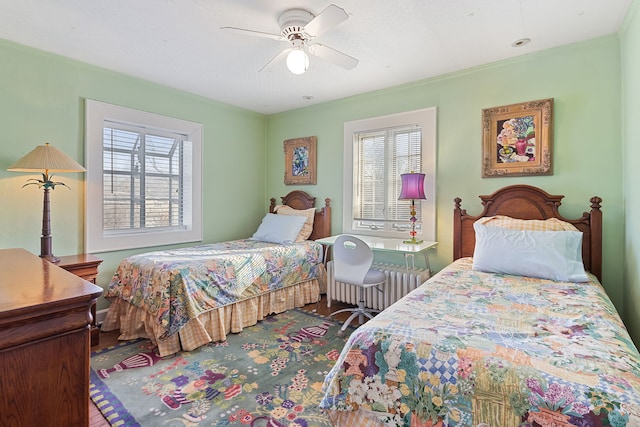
[269, 190, 332, 240]
[453, 185, 603, 281]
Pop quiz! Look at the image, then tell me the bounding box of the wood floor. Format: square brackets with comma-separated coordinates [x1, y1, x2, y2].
[89, 295, 358, 426]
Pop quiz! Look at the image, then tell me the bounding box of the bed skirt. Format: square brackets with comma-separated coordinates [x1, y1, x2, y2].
[102, 278, 322, 356]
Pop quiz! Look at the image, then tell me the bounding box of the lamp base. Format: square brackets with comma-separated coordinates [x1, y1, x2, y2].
[40, 188, 60, 264]
[403, 238, 424, 244]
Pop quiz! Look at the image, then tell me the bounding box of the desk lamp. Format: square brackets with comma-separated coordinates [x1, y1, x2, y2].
[398, 172, 426, 244]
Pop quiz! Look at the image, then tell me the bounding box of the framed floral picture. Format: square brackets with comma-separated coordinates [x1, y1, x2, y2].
[284, 136, 317, 185]
[482, 98, 553, 177]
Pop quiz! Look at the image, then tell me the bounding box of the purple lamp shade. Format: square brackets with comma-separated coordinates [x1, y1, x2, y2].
[398, 173, 426, 200]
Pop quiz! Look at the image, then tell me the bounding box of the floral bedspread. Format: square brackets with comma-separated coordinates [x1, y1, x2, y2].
[105, 239, 323, 340]
[320, 257, 640, 426]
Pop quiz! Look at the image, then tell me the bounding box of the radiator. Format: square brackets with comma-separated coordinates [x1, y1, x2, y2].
[326, 261, 430, 310]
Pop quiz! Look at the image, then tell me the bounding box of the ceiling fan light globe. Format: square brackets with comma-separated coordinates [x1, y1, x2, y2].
[286, 49, 309, 74]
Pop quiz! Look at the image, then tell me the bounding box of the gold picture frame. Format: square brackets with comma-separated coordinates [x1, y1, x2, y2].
[284, 136, 317, 185]
[482, 98, 553, 177]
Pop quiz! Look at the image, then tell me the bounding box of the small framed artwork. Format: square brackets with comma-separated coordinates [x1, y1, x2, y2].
[284, 136, 317, 185]
[482, 98, 553, 177]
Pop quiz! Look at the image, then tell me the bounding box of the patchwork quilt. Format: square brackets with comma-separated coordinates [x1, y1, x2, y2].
[320, 257, 640, 426]
[104, 239, 323, 340]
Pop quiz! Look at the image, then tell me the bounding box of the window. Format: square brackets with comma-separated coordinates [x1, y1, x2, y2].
[343, 108, 436, 240]
[85, 100, 203, 252]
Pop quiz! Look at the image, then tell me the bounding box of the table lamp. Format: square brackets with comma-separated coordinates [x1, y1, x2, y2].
[7, 143, 86, 263]
[398, 172, 426, 244]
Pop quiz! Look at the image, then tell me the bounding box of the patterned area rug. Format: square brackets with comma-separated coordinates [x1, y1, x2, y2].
[90, 309, 351, 427]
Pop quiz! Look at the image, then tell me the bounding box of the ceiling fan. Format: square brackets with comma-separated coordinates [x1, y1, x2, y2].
[221, 4, 358, 74]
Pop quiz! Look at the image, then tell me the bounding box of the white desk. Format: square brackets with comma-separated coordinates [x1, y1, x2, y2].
[315, 234, 437, 273]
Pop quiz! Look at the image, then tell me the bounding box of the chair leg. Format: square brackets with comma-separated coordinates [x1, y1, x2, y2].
[329, 285, 383, 335]
[340, 310, 363, 332]
[329, 307, 360, 318]
[356, 286, 380, 324]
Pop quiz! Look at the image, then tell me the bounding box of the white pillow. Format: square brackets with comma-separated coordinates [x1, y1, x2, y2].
[250, 213, 307, 244]
[472, 222, 588, 282]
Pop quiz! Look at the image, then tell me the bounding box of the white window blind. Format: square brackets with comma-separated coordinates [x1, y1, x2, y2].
[343, 108, 436, 240]
[353, 125, 422, 232]
[103, 123, 190, 234]
[85, 99, 203, 252]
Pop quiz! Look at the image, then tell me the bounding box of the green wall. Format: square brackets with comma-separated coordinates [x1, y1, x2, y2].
[0, 39, 267, 311]
[266, 36, 626, 319]
[1, 20, 637, 344]
[622, 1, 640, 343]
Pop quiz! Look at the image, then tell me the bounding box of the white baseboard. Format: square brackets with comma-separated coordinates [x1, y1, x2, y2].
[96, 308, 108, 325]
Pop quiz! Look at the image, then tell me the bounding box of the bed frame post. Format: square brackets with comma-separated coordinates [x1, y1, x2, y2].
[453, 197, 463, 260]
[589, 196, 603, 282]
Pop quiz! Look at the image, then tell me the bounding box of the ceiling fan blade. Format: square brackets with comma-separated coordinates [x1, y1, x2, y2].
[220, 26, 283, 41]
[308, 43, 358, 70]
[259, 48, 292, 72]
[304, 4, 349, 38]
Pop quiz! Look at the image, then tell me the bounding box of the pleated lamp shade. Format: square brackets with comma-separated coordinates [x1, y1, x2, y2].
[7, 142, 85, 263]
[7, 143, 85, 173]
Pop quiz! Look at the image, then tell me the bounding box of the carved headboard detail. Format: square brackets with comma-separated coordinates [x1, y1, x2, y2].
[453, 185, 602, 281]
[269, 190, 332, 240]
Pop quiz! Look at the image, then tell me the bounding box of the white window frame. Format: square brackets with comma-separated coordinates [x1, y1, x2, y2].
[85, 99, 203, 252]
[343, 107, 437, 240]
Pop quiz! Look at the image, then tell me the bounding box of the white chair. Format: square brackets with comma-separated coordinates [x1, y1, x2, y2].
[329, 235, 387, 335]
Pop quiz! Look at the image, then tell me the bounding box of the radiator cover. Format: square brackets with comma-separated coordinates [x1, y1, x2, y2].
[326, 261, 430, 310]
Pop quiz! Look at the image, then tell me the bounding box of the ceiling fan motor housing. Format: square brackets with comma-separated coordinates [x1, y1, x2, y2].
[278, 9, 314, 41]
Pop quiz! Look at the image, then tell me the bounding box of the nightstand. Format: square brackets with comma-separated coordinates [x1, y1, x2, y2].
[57, 254, 103, 347]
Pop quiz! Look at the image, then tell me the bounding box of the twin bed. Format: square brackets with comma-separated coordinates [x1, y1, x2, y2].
[102, 185, 640, 427]
[320, 185, 640, 427]
[101, 190, 331, 357]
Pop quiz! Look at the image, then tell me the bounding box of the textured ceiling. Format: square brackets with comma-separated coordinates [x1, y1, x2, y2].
[0, 0, 633, 114]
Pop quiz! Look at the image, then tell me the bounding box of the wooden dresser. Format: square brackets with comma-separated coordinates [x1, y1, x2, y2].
[0, 248, 102, 427]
